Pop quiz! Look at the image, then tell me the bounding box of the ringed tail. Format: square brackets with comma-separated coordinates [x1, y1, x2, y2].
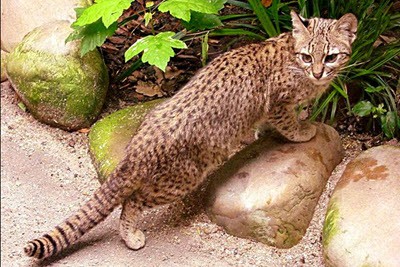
[24, 164, 134, 260]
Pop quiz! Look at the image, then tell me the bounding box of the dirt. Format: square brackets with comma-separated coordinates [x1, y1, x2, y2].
[2, 79, 377, 267]
[2, 1, 399, 265]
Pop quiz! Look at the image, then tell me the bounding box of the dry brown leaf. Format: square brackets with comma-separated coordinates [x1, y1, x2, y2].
[380, 35, 397, 44]
[164, 66, 184, 80]
[78, 128, 90, 133]
[261, 0, 272, 8]
[208, 39, 220, 44]
[373, 35, 397, 47]
[108, 36, 126, 45]
[135, 80, 163, 97]
[127, 70, 144, 82]
[154, 66, 165, 85]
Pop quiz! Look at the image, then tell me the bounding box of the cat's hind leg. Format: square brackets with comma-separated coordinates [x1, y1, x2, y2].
[119, 197, 146, 250]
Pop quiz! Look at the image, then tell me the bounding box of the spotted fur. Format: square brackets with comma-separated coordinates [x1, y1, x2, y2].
[24, 11, 357, 260]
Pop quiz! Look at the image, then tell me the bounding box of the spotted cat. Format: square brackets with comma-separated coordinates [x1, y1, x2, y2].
[25, 11, 357, 260]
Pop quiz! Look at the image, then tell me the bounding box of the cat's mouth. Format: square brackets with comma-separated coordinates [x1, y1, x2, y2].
[308, 71, 334, 86]
[310, 77, 331, 86]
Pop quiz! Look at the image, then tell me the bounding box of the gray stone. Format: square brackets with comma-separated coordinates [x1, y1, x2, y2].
[0, 0, 91, 52]
[6, 20, 109, 131]
[323, 145, 400, 267]
[206, 124, 343, 248]
[88, 100, 166, 184]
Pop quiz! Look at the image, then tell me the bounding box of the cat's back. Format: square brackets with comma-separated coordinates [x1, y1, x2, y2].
[131, 34, 297, 149]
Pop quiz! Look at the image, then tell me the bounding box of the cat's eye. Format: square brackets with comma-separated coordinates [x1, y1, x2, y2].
[301, 54, 312, 63]
[325, 54, 338, 63]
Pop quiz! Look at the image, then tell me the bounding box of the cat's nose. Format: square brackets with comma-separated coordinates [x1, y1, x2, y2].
[313, 72, 323, 79]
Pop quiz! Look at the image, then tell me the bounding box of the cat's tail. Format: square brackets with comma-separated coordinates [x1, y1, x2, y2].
[24, 161, 137, 260]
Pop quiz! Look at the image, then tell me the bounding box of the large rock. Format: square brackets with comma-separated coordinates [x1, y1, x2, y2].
[89, 100, 166, 184]
[1, 50, 7, 82]
[323, 145, 400, 267]
[6, 20, 109, 131]
[207, 124, 343, 248]
[0, 0, 91, 52]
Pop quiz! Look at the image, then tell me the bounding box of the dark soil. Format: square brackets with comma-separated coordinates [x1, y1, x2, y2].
[100, 1, 258, 114]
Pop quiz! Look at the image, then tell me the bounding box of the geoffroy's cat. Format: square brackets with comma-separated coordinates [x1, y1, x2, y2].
[25, 11, 357, 260]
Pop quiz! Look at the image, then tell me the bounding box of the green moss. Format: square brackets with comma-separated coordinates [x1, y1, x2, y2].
[6, 21, 108, 131]
[323, 200, 340, 247]
[80, 0, 93, 7]
[248, 211, 302, 248]
[1, 51, 7, 81]
[89, 99, 166, 183]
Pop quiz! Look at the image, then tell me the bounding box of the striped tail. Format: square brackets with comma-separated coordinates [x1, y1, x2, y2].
[24, 165, 135, 260]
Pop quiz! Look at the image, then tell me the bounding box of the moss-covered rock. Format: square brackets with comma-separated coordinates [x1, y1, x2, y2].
[1, 50, 8, 82]
[323, 145, 400, 267]
[6, 20, 108, 131]
[89, 99, 166, 183]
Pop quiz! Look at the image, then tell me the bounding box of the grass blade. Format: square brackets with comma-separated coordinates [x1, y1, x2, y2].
[226, 0, 252, 10]
[310, 90, 337, 121]
[201, 32, 209, 67]
[210, 28, 265, 39]
[247, 0, 278, 37]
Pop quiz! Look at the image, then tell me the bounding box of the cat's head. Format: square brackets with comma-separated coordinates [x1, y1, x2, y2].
[291, 11, 357, 85]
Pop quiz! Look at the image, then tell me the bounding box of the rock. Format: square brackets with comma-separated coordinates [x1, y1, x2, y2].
[6, 20, 109, 131]
[0, 0, 91, 52]
[89, 100, 166, 183]
[323, 145, 400, 267]
[206, 124, 343, 248]
[1, 50, 8, 82]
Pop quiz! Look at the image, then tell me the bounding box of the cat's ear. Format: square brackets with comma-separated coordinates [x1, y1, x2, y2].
[291, 10, 310, 39]
[335, 13, 358, 44]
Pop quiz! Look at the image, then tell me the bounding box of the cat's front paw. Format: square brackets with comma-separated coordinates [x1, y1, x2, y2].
[289, 122, 317, 142]
[255, 123, 274, 140]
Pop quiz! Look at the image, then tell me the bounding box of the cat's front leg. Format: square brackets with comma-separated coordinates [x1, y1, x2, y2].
[266, 104, 317, 142]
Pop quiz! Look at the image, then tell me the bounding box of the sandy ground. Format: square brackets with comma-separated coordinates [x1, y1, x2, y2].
[1, 80, 361, 267]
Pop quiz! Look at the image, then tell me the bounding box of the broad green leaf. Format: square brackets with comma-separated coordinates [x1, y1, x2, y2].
[352, 101, 374, 117]
[74, 0, 133, 28]
[158, 0, 225, 22]
[380, 111, 399, 138]
[125, 32, 187, 71]
[66, 8, 118, 56]
[146, 1, 154, 8]
[144, 12, 153, 26]
[182, 11, 223, 30]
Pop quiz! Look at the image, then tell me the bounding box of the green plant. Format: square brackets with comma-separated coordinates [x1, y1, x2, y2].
[352, 100, 400, 138]
[228, 0, 400, 138]
[68, 0, 399, 138]
[124, 31, 187, 70]
[67, 0, 295, 70]
[66, 0, 133, 56]
[67, 0, 228, 71]
[305, 0, 400, 138]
